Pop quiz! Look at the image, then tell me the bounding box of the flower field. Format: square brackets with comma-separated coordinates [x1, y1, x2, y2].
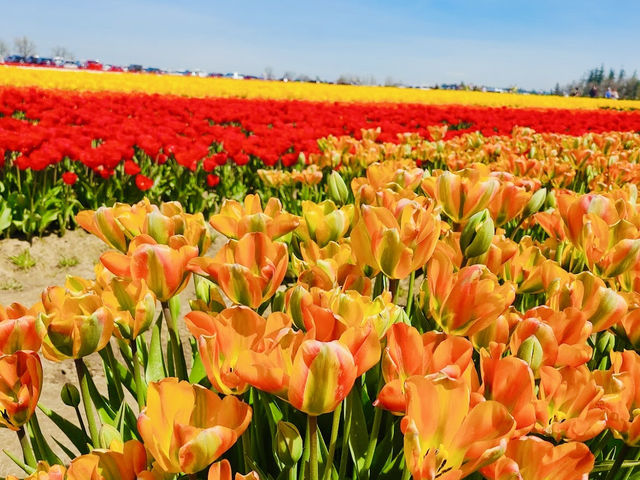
[2, 67, 640, 480]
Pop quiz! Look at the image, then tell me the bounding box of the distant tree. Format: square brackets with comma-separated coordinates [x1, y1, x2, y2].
[608, 68, 616, 82]
[0, 39, 8, 59]
[264, 66, 274, 80]
[295, 74, 312, 82]
[52, 46, 74, 60]
[553, 82, 562, 95]
[282, 70, 296, 81]
[14, 36, 36, 57]
[618, 68, 626, 82]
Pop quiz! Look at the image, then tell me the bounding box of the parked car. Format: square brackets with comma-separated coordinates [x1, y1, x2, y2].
[84, 60, 104, 71]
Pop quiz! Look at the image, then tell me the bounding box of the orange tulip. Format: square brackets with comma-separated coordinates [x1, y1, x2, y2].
[5, 462, 66, 480]
[421, 164, 500, 224]
[189, 232, 288, 309]
[297, 200, 354, 247]
[236, 332, 358, 416]
[0, 351, 42, 431]
[350, 196, 440, 278]
[376, 324, 477, 414]
[534, 365, 606, 441]
[0, 302, 45, 354]
[40, 286, 114, 361]
[76, 203, 131, 252]
[101, 234, 198, 302]
[66, 439, 151, 480]
[424, 251, 515, 336]
[101, 277, 156, 340]
[546, 271, 627, 332]
[185, 306, 291, 395]
[208, 459, 260, 480]
[402, 374, 515, 480]
[603, 350, 640, 445]
[210, 194, 299, 240]
[137, 378, 252, 474]
[480, 436, 594, 480]
[487, 181, 533, 226]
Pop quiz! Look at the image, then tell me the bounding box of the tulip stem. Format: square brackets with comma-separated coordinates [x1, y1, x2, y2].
[131, 340, 147, 411]
[389, 278, 400, 302]
[322, 402, 342, 480]
[104, 343, 125, 404]
[338, 391, 354, 480]
[405, 270, 416, 314]
[161, 301, 188, 381]
[363, 406, 383, 476]
[17, 426, 36, 468]
[401, 464, 411, 480]
[74, 358, 100, 446]
[308, 415, 319, 480]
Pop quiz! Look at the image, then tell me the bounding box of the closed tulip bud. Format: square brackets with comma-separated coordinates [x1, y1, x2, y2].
[61, 382, 80, 407]
[596, 331, 616, 356]
[522, 188, 547, 218]
[517, 336, 544, 372]
[275, 421, 303, 467]
[272, 290, 286, 313]
[327, 171, 349, 205]
[460, 209, 494, 258]
[287, 285, 308, 330]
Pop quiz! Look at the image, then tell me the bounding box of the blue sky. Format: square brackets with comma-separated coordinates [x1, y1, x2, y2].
[1, 0, 639, 90]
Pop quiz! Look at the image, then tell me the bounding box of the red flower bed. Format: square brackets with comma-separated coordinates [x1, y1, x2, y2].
[2, 86, 640, 174]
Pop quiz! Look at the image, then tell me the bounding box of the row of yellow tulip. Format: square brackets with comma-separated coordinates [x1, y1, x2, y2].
[3, 151, 640, 479]
[2, 65, 639, 109]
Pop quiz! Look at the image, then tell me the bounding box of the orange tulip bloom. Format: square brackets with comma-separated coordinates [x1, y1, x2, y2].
[479, 347, 536, 436]
[481, 436, 594, 480]
[376, 324, 477, 414]
[189, 232, 288, 309]
[185, 306, 291, 395]
[236, 332, 358, 416]
[76, 203, 131, 252]
[602, 351, 640, 445]
[402, 375, 515, 480]
[5, 462, 66, 480]
[0, 351, 42, 431]
[101, 277, 157, 340]
[0, 302, 45, 354]
[424, 251, 515, 336]
[137, 378, 252, 474]
[534, 365, 606, 441]
[546, 271, 627, 332]
[297, 200, 354, 247]
[487, 181, 533, 226]
[208, 460, 260, 480]
[66, 439, 152, 480]
[40, 286, 114, 361]
[210, 194, 299, 240]
[421, 164, 500, 224]
[101, 234, 198, 302]
[350, 196, 440, 279]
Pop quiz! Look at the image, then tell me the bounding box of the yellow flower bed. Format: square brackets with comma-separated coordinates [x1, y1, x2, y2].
[2, 65, 640, 109]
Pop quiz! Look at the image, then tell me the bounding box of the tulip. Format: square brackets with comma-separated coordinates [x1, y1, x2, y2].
[185, 306, 291, 395]
[138, 378, 252, 474]
[297, 200, 354, 247]
[210, 194, 299, 240]
[487, 181, 532, 226]
[102, 277, 156, 340]
[208, 460, 260, 480]
[376, 324, 477, 414]
[40, 286, 114, 361]
[460, 209, 494, 259]
[480, 436, 594, 480]
[275, 421, 303, 467]
[236, 332, 358, 416]
[0, 351, 42, 430]
[5, 462, 66, 480]
[76, 204, 130, 252]
[101, 234, 198, 302]
[534, 365, 606, 441]
[66, 439, 151, 480]
[402, 375, 515, 480]
[350, 196, 440, 279]
[327, 170, 350, 205]
[0, 302, 45, 354]
[424, 251, 515, 336]
[189, 232, 288, 308]
[421, 164, 500, 224]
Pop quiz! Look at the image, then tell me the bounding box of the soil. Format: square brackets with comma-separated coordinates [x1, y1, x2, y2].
[0, 229, 226, 477]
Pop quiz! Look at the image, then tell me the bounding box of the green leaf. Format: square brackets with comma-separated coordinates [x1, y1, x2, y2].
[146, 318, 167, 383]
[37, 404, 90, 454]
[3, 449, 36, 475]
[348, 388, 370, 476]
[189, 352, 207, 384]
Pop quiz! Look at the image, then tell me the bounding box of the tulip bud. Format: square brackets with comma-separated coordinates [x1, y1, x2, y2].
[275, 421, 303, 467]
[516, 336, 543, 372]
[460, 209, 494, 258]
[98, 424, 123, 450]
[327, 171, 349, 205]
[272, 290, 286, 313]
[287, 285, 308, 330]
[596, 331, 616, 356]
[522, 188, 547, 218]
[61, 383, 81, 407]
[547, 190, 557, 209]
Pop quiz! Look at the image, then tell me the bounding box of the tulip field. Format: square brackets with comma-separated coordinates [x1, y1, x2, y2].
[4, 66, 640, 480]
